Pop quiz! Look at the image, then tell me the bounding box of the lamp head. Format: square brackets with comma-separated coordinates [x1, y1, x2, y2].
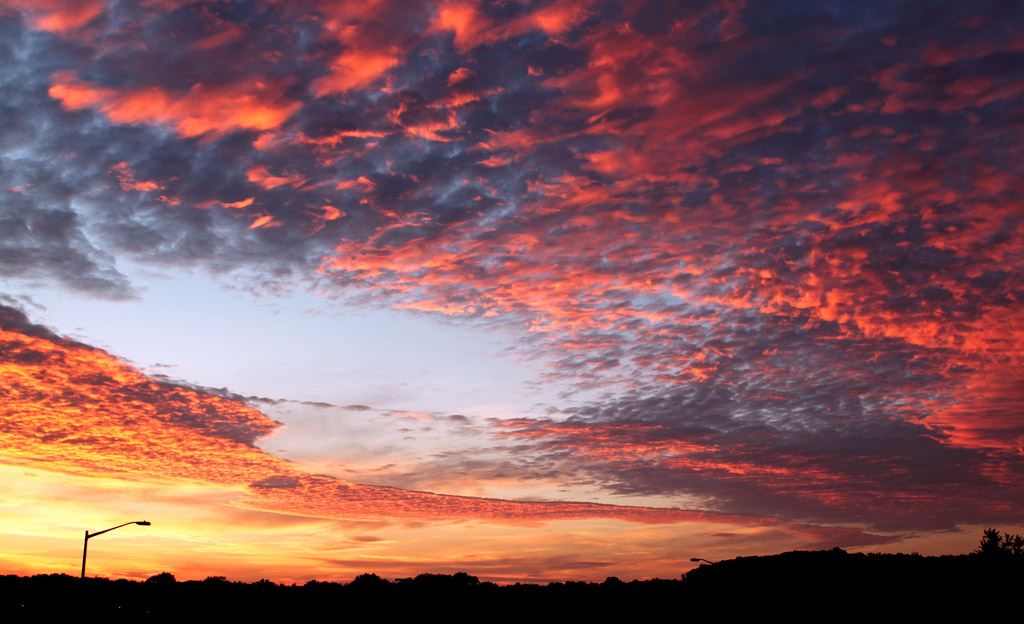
[136, 521, 151, 526]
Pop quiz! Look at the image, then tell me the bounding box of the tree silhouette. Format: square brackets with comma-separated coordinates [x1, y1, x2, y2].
[1005, 534, 1024, 556]
[145, 572, 176, 584]
[978, 528, 1003, 555]
[977, 528, 1024, 557]
[349, 573, 390, 588]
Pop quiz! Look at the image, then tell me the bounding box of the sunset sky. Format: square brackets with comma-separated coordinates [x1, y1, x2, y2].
[1, 0, 1022, 584]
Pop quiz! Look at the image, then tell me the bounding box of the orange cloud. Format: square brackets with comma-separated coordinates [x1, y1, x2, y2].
[335, 176, 375, 191]
[305, 205, 345, 234]
[249, 215, 282, 229]
[298, 1, 416, 97]
[198, 197, 255, 210]
[48, 71, 301, 138]
[431, 0, 595, 53]
[527, 0, 591, 35]
[447, 66, 474, 86]
[0, 0, 104, 32]
[109, 161, 164, 192]
[0, 319, 281, 486]
[433, 1, 483, 52]
[320, 205, 342, 221]
[246, 165, 308, 190]
[313, 49, 400, 96]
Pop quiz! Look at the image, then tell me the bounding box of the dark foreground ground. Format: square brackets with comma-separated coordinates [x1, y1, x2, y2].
[3, 549, 1022, 620]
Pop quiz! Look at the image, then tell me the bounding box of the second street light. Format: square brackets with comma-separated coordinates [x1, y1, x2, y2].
[81, 521, 151, 579]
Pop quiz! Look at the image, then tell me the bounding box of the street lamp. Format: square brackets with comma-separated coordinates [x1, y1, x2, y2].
[690, 557, 716, 565]
[81, 521, 151, 578]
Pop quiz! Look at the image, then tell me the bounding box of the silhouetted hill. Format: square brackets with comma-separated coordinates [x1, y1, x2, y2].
[683, 548, 1023, 615]
[2, 549, 1021, 620]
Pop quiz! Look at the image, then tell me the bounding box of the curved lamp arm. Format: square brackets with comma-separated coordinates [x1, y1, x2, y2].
[87, 521, 151, 540]
[82, 521, 151, 578]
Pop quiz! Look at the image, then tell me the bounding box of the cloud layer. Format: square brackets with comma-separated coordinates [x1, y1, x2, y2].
[0, 302, 782, 527]
[1, 0, 1022, 539]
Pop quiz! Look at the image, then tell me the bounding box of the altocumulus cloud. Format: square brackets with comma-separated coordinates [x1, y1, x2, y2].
[2, 301, 868, 539]
[0, 0, 1022, 536]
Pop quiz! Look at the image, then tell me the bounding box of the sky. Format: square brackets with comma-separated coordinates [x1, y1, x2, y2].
[1, 0, 1022, 584]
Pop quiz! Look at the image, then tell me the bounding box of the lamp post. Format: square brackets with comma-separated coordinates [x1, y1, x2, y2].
[81, 521, 151, 578]
[690, 557, 716, 565]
